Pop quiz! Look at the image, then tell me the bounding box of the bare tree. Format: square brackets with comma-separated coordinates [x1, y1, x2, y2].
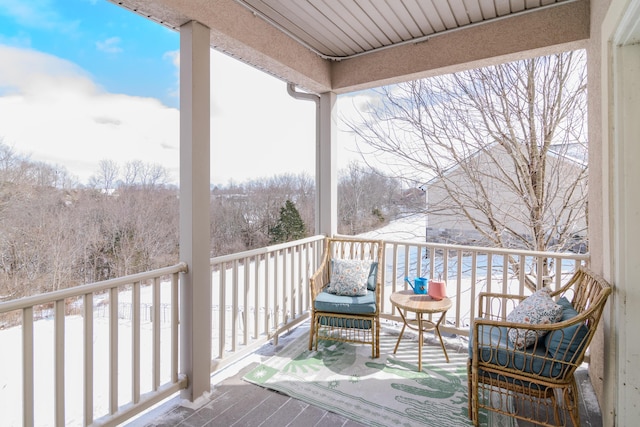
[89, 159, 119, 192]
[0, 141, 28, 185]
[123, 160, 170, 189]
[343, 50, 588, 256]
[210, 173, 317, 255]
[123, 160, 142, 186]
[338, 162, 400, 235]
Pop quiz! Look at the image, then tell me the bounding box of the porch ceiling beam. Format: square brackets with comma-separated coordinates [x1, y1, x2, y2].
[330, 0, 590, 93]
[109, 0, 332, 94]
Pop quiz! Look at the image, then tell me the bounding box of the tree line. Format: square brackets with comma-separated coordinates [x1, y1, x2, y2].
[0, 144, 408, 300]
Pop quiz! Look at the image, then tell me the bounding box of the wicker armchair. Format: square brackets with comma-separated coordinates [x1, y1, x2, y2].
[308, 237, 384, 358]
[467, 266, 611, 427]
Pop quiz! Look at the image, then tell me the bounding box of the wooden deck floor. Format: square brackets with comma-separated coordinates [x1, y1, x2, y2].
[127, 323, 603, 427]
[134, 361, 366, 427]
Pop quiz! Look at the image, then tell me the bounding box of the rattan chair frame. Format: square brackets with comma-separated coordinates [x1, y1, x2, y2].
[308, 237, 384, 358]
[467, 266, 612, 427]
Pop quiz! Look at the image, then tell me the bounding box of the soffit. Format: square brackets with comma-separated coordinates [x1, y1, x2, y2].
[233, 0, 574, 60]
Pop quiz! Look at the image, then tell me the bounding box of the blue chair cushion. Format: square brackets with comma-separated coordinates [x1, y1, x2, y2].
[469, 324, 570, 381]
[367, 261, 378, 291]
[544, 297, 589, 363]
[314, 288, 377, 315]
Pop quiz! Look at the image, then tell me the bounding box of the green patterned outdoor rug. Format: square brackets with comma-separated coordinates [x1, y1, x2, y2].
[243, 331, 515, 427]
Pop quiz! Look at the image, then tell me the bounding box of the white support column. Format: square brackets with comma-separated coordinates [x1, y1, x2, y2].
[612, 41, 640, 427]
[317, 92, 338, 236]
[601, 2, 640, 425]
[179, 20, 211, 401]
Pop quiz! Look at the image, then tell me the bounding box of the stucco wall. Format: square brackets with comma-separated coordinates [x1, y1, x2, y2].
[586, 0, 610, 420]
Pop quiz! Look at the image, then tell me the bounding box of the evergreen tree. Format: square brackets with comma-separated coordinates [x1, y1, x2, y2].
[269, 200, 306, 243]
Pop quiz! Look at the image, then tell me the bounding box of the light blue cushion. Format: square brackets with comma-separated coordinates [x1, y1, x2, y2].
[469, 324, 569, 381]
[367, 261, 378, 291]
[314, 289, 377, 315]
[544, 297, 589, 363]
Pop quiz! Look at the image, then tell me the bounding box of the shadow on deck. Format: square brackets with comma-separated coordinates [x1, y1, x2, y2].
[127, 321, 602, 427]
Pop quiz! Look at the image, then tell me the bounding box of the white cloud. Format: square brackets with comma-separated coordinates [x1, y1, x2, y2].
[208, 50, 317, 184]
[95, 36, 122, 54]
[0, 38, 387, 187]
[164, 49, 179, 68]
[0, 30, 32, 48]
[0, 44, 325, 186]
[163, 49, 179, 99]
[336, 90, 393, 172]
[0, 0, 80, 33]
[0, 44, 180, 183]
[0, 44, 95, 95]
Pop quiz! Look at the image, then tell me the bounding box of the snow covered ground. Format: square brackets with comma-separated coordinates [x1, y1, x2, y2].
[0, 285, 175, 427]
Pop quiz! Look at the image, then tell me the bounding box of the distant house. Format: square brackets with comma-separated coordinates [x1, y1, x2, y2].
[423, 143, 587, 251]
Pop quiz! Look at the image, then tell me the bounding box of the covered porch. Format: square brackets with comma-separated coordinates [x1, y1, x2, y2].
[156, 0, 638, 424]
[1, 0, 639, 425]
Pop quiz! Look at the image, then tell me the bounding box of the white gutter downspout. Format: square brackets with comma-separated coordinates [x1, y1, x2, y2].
[287, 82, 320, 104]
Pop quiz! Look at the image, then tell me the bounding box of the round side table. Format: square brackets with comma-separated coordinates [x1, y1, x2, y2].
[389, 289, 452, 371]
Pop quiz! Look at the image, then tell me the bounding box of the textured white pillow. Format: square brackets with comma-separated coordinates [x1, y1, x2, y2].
[506, 287, 563, 349]
[327, 259, 372, 296]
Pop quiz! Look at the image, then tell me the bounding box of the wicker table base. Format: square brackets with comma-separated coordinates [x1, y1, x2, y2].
[390, 290, 452, 370]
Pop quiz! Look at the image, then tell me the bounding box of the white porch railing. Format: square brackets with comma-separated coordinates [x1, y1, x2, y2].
[0, 263, 187, 427]
[209, 235, 324, 370]
[209, 235, 589, 366]
[377, 239, 589, 336]
[0, 236, 589, 426]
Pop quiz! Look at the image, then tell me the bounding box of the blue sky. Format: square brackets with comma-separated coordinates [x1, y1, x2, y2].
[0, 0, 179, 107]
[0, 0, 372, 185]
